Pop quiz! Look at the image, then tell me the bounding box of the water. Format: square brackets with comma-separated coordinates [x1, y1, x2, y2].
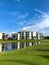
[0, 42, 41, 52]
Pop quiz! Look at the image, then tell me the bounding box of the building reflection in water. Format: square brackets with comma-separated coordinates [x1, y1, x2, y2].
[0, 42, 41, 52]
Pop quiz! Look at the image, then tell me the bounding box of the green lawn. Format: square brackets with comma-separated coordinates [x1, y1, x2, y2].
[0, 39, 49, 43]
[0, 42, 49, 65]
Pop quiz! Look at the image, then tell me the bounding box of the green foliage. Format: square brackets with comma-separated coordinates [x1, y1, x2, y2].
[44, 36, 49, 39]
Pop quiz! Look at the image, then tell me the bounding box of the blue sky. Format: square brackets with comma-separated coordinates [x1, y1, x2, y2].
[0, 0, 49, 35]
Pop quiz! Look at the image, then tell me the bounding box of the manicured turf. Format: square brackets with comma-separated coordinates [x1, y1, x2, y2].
[0, 42, 49, 65]
[0, 39, 49, 43]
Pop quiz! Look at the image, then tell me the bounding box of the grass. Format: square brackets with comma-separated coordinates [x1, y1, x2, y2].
[0, 42, 49, 65]
[0, 39, 49, 43]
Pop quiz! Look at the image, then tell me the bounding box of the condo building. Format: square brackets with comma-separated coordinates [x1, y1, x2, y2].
[12, 31, 43, 40]
[0, 32, 5, 40]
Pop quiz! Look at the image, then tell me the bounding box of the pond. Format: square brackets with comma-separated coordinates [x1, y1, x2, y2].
[0, 42, 41, 52]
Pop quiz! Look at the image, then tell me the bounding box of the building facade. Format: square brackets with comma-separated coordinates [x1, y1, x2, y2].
[0, 32, 5, 40]
[12, 31, 43, 40]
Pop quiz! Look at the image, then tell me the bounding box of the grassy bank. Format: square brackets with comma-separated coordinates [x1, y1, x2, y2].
[0, 39, 49, 43]
[0, 42, 49, 65]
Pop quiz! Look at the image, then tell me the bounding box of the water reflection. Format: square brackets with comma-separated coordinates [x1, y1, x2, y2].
[0, 42, 41, 52]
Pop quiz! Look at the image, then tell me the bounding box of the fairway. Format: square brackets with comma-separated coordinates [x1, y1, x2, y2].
[0, 42, 49, 65]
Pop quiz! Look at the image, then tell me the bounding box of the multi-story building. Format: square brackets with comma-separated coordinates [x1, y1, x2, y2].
[12, 33, 19, 40]
[12, 31, 43, 40]
[0, 32, 5, 40]
[0, 32, 9, 40]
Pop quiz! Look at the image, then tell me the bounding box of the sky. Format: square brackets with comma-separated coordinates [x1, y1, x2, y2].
[0, 0, 49, 35]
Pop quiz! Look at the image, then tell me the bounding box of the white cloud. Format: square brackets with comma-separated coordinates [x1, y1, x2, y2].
[22, 9, 49, 35]
[22, 14, 49, 31]
[34, 8, 46, 15]
[18, 20, 27, 25]
[14, 0, 21, 3]
[18, 13, 29, 18]
[22, 27, 30, 31]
